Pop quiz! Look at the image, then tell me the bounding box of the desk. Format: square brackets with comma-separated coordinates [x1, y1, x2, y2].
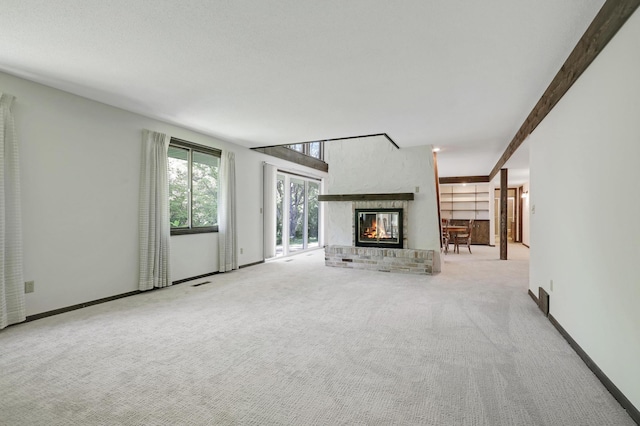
[444, 226, 467, 254]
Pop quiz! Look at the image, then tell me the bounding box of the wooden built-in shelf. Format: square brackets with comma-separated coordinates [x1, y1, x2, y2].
[440, 184, 491, 221]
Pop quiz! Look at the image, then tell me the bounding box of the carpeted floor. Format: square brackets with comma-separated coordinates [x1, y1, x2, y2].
[0, 244, 634, 425]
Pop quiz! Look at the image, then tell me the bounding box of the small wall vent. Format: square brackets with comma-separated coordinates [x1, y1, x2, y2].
[538, 287, 550, 317]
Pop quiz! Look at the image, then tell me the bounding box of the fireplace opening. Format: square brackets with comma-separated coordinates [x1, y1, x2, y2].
[355, 208, 403, 248]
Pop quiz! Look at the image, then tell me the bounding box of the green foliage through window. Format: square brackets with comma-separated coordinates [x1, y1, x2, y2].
[276, 176, 284, 245]
[168, 140, 220, 233]
[275, 173, 320, 255]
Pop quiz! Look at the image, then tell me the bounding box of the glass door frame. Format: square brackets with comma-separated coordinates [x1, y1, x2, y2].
[276, 172, 322, 257]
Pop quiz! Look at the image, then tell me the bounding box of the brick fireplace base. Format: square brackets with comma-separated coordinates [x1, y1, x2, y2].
[325, 245, 436, 275]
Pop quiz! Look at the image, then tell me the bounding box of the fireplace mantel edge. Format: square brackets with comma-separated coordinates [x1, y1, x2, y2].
[318, 193, 414, 202]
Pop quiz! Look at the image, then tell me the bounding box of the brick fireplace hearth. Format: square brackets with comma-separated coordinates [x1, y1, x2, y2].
[319, 194, 439, 275]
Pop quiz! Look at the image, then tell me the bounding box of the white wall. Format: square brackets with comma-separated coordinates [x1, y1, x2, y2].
[529, 9, 640, 409]
[0, 71, 324, 316]
[324, 137, 441, 258]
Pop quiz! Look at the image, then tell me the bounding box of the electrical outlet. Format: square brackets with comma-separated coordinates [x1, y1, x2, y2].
[25, 281, 35, 293]
[415, 186, 420, 193]
[240, 248, 244, 254]
[550, 279, 554, 291]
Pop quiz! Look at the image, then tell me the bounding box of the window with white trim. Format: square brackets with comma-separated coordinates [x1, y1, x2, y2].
[168, 138, 221, 235]
[284, 141, 324, 160]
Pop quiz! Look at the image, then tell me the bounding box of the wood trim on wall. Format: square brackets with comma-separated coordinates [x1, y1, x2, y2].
[548, 314, 640, 424]
[21, 261, 264, 324]
[239, 260, 265, 269]
[526, 291, 640, 424]
[24, 291, 141, 322]
[489, 0, 640, 180]
[439, 175, 490, 184]
[318, 193, 414, 202]
[172, 271, 219, 285]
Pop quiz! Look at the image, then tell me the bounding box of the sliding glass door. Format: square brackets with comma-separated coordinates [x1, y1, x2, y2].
[274, 173, 321, 257]
[289, 178, 305, 253]
[276, 174, 285, 257]
[307, 181, 319, 248]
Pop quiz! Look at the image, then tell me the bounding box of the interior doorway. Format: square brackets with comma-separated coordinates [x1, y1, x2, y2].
[494, 188, 517, 243]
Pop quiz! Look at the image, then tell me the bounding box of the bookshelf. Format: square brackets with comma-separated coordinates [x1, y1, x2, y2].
[440, 184, 490, 220]
[440, 184, 491, 245]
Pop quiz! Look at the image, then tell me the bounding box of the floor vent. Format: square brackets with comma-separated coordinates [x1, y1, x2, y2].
[285, 259, 294, 262]
[538, 287, 550, 316]
[191, 281, 211, 287]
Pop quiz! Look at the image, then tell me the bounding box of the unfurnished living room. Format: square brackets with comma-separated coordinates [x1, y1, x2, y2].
[1, 1, 639, 425]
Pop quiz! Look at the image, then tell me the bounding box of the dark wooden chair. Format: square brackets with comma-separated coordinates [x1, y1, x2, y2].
[454, 219, 474, 254]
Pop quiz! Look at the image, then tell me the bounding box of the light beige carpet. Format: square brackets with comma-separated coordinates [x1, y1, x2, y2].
[0, 244, 634, 425]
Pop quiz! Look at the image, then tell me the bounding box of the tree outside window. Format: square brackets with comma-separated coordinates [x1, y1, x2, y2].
[168, 140, 220, 234]
[275, 173, 321, 256]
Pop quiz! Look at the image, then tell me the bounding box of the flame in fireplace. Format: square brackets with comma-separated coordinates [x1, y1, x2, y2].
[362, 218, 389, 239]
[355, 209, 402, 248]
[363, 217, 376, 239]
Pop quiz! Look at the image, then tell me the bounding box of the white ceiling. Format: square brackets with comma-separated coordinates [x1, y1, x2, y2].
[0, 0, 604, 178]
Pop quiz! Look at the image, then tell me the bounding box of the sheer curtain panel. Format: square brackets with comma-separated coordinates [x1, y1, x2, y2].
[263, 163, 277, 259]
[0, 93, 26, 329]
[218, 151, 238, 272]
[138, 130, 171, 290]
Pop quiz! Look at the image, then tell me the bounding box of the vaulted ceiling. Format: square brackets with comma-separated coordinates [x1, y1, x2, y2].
[0, 0, 606, 180]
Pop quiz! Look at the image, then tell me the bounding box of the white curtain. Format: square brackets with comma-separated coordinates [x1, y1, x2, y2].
[218, 151, 238, 272]
[0, 93, 25, 329]
[138, 129, 171, 291]
[263, 163, 277, 259]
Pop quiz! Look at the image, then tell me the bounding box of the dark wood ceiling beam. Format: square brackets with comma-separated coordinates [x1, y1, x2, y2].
[318, 193, 414, 202]
[439, 175, 490, 184]
[252, 146, 328, 172]
[489, 0, 640, 180]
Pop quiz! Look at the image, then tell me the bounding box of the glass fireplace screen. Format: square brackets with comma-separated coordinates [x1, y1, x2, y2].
[355, 209, 403, 248]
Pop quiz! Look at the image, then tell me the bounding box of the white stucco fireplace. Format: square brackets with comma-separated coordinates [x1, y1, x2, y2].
[321, 137, 442, 274]
[319, 195, 439, 274]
